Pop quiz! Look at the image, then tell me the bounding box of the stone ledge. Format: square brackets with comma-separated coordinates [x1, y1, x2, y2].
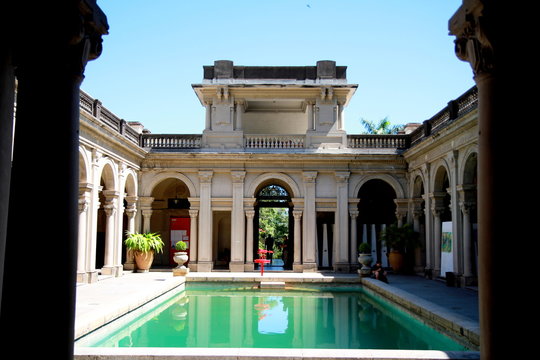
[360, 278, 479, 350]
[74, 347, 480, 360]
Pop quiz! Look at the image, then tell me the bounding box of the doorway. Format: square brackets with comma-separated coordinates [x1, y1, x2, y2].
[254, 184, 294, 270]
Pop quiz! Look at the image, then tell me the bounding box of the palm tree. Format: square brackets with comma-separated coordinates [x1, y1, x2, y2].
[360, 117, 404, 134]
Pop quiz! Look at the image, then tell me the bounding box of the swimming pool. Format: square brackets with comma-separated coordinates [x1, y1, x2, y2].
[76, 282, 469, 351]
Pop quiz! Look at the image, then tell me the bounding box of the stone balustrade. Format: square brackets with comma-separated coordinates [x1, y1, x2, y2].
[141, 134, 202, 149]
[79, 86, 478, 152]
[347, 134, 409, 149]
[244, 135, 305, 149]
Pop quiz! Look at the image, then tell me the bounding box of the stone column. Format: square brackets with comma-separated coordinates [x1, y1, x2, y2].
[349, 209, 359, 267]
[394, 199, 409, 227]
[458, 184, 476, 283]
[450, 2, 514, 358]
[77, 184, 92, 283]
[430, 192, 446, 278]
[101, 190, 119, 275]
[334, 171, 350, 272]
[0, 42, 15, 304]
[123, 196, 137, 270]
[139, 196, 154, 233]
[302, 171, 317, 271]
[293, 210, 303, 272]
[87, 151, 102, 281]
[0, 3, 108, 357]
[230, 171, 246, 271]
[412, 198, 425, 272]
[188, 209, 199, 270]
[198, 170, 213, 272]
[244, 209, 255, 271]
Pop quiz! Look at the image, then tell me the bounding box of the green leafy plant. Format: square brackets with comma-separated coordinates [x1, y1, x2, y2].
[358, 242, 371, 254]
[124, 232, 164, 254]
[380, 223, 419, 253]
[175, 240, 187, 252]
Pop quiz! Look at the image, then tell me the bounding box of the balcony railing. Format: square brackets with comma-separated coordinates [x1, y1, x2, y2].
[79, 90, 140, 145]
[141, 134, 202, 149]
[347, 134, 409, 149]
[79, 86, 478, 152]
[245, 135, 305, 149]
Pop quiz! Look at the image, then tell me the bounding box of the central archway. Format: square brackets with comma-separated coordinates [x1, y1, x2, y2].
[254, 184, 294, 270]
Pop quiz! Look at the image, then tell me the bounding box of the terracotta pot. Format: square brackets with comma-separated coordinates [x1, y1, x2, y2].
[134, 250, 154, 272]
[388, 251, 404, 272]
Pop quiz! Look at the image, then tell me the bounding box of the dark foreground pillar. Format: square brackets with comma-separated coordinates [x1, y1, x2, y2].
[0, 2, 107, 359]
[450, 1, 525, 359]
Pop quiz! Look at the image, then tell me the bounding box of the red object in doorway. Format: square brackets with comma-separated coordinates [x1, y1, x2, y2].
[170, 217, 190, 266]
[255, 249, 273, 276]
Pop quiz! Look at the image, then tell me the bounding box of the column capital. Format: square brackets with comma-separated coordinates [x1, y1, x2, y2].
[189, 209, 199, 218]
[78, 198, 89, 214]
[334, 171, 350, 183]
[198, 170, 214, 183]
[394, 198, 409, 217]
[138, 196, 154, 208]
[103, 201, 116, 217]
[141, 209, 153, 217]
[302, 171, 318, 183]
[293, 210, 303, 219]
[102, 189, 119, 200]
[449, 0, 495, 78]
[79, 182, 93, 194]
[14, 1, 109, 78]
[245, 209, 255, 219]
[349, 209, 359, 218]
[125, 195, 138, 205]
[231, 170, 246, 183]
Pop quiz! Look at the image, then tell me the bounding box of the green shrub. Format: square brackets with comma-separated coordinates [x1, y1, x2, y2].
[124, 232, 164, 254]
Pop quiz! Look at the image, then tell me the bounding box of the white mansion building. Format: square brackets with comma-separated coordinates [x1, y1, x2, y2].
[77, 60, 478, 286]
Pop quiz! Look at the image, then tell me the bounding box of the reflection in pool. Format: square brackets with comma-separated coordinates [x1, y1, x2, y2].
[77, 284, 469, 350]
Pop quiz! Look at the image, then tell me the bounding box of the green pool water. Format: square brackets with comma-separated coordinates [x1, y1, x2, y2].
[77, 283, 469, 351]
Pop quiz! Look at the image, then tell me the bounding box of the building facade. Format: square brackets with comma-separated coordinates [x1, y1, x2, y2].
[77, 60, 478, 287]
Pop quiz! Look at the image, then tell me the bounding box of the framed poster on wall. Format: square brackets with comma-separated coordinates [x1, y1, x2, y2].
[441, 221, 453, 275]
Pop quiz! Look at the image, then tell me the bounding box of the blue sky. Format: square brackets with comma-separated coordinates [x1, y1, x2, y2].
[82, 0, 474, 135]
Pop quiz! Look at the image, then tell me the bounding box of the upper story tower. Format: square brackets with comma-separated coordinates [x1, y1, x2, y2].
[192, 60, 357, 150]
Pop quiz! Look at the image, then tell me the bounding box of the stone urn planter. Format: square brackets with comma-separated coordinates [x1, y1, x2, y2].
[357, 242, 372, 277]
[173, 240, 189, 276]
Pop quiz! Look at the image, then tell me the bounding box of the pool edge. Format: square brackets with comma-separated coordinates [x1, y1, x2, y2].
[360, 278, 480, 350]
[74, 346, 480, 360]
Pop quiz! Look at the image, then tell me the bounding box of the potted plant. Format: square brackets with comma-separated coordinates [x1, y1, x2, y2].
[380, 223, 419, 273]
[172, 240, 189, 276]
[124, 232, 164, 272]
[357, 242, 372, 277]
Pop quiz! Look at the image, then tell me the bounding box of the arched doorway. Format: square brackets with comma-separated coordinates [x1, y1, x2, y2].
[254, 184, 294, 270]
[95, 161, 117, 275]
[150, 178, 191, 267]
[433, 165, 452, 278]
[357, 179, 397, 265]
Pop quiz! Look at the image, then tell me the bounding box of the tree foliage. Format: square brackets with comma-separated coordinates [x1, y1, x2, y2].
[360, 117, 404, 135]
[258, 207, 289, 253]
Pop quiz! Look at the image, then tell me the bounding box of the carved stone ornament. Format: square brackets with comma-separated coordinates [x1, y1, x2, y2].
[12, 1, 109, 78]
[449, 0, 495, 77]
